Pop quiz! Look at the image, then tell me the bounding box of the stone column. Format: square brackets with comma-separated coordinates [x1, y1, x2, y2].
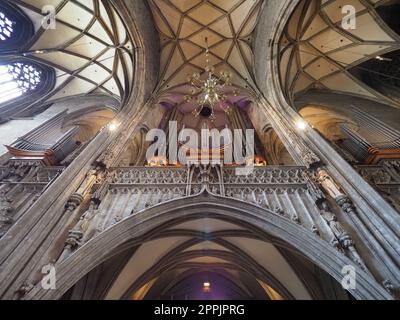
[0, 96, 156, 300]
[252, 0, 400, 294]
[306, 177, 367, 271]
[256, 96, 321, 168]
[0, 0, 161, 299]
[256, 95, 400, 293]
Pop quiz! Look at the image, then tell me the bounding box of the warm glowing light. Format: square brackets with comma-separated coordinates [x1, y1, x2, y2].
[203, 282, 211, 292]
[296, 119, 307, 131]
[375, 56, 392, 62]
[108, 122, 118, 132]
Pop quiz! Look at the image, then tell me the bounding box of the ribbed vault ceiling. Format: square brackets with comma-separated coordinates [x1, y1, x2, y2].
[148, 0, 263, 93]
[104, 218, 312, 300]
[280, 0, 400, 105]
[13, 0, 134, 108]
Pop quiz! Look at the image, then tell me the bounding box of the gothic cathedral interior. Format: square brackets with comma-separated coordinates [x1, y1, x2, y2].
[0, 0, 399, 300]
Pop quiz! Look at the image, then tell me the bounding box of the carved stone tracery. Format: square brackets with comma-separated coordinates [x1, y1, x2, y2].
[56, 163, 369, 279]
[0, 161, 64, 238]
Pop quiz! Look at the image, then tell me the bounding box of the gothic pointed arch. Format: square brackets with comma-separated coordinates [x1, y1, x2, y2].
[0, 58, 56, 121]
[1, 0, 400, 303]
[0, 1, 34, 53]
[25, 193, 391, 300]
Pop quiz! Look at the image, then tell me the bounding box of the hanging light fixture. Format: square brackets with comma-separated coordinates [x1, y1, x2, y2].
[185, 38, 238, 121]
[203, 281, 211, 293]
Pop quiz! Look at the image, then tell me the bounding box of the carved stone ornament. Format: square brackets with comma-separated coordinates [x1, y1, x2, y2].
[16, 283, 34, 296]
[287, 129, 321, 168]
[65, 230, 83, 250]
[0, 191, 14, 238]
[382, 280, 395, 295]
[317, 169, 345, 199]
[65, 193, 84, 211]
[336, 195, 357, 215]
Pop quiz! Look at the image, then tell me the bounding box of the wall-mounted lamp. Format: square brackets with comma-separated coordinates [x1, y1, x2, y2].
[108, 121, 119, 132]
[296, 119, 308, 131]
[375, 56, 392, 62]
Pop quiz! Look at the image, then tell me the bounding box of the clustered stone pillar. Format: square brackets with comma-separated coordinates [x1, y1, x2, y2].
[57, 99, 165, 262]
[58, 164, 106, 261]
[316, 169, 396, 294]
[315, 171, 366, 269]
[257, 94, 398, 295]
[58, 194, 84, 261]
[306, 175, 367, 271]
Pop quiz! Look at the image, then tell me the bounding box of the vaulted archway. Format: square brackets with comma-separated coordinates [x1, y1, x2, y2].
[0, 0, 399, 302]
[26, 192, 391, 300]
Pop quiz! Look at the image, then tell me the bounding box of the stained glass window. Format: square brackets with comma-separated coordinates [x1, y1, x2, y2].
[0, 63, 42, 104]
[0, 11, 14, 41]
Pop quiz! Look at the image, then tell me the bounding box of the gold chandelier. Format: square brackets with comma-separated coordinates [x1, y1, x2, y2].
[185, 38, 238, 121]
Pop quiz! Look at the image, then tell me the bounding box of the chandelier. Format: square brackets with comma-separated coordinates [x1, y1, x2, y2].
[185, 38, 238, 121]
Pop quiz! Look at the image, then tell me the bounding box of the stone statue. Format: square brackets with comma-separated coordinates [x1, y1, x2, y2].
[75, 200, 99, 242]
[317, 169, 344, 199]
[76, 166, 100, 195]
[320, 201, 366, 270]
[320, 201, 346, 238]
